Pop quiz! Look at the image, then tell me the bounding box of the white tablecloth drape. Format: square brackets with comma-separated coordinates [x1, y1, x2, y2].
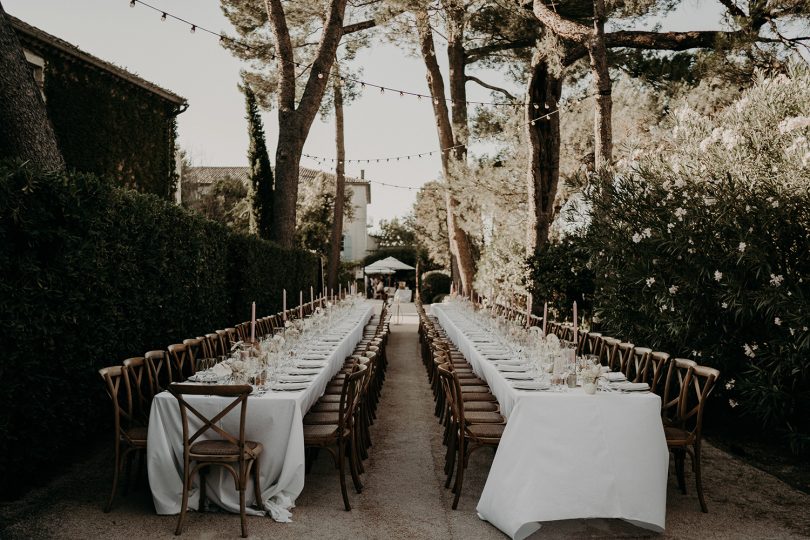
[431, 304, 668, 539]
[147, 303, 374, 520]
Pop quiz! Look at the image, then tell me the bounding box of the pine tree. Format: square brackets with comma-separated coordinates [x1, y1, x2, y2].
[243, 82, 274, 239]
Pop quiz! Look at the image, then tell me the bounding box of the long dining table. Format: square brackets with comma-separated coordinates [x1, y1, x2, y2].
[431, 303, 669, 540]
[146, 302, 374, 521]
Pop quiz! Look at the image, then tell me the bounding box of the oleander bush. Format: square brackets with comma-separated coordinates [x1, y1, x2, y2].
[0, 162, 317, 497]
[528, 236, 595, 322]
[546, 67, 810, 451]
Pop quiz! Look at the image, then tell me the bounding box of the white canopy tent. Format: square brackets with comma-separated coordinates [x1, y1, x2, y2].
[375, 256, 415, 271]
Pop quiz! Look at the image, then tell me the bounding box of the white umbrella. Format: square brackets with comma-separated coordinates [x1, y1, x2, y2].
[364, 262, 395, 274]
[375, 256, 415, 271]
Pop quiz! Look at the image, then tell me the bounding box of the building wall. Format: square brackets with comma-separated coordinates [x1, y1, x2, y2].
[342, 185, 369, 262]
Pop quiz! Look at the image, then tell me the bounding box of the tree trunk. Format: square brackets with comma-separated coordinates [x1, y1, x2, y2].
[264, 0, 347, 247]
[589, 0, 612, 167]
[525, 50, 563, 257]
[326, 65, 345, 291]
[415, 7, 476, 295]
[0, 3, 64, 172]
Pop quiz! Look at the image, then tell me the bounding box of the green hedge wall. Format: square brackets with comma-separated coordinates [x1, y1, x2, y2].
[0, 162, 317, 497]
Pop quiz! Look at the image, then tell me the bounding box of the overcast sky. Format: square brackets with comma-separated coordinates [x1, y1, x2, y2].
[5, 0, 725, 227]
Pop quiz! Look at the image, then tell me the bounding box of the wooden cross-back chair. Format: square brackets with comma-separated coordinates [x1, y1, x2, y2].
[303, 363, 368, 511]
[167, 343, 195, 382]
[122, 356, 153, 423]
[99, 365, 148, 513]
[168, 383, 265, 538]
[145, 349, 171, 393]
[437, 364, 504, 510]
[611, 342, 634, 373]
[662, 359, 719, 513]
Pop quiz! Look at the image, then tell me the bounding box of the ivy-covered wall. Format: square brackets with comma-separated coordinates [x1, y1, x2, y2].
[41, 52, 179, 199]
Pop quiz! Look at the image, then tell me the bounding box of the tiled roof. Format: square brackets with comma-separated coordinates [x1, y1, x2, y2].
[9, 15, 186, 106]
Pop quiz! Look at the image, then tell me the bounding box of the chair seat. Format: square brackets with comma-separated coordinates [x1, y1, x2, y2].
[458, 378, 486, 386]
[462, 392, 496, 402]
[664, 426, 696, 446]
[304, 412, 340, 425]
[303, 423, 341, 441]
[460, 385, 491, 393]
[310, 402, 341, 413]
[467, 423, 506, 439]
[465, 411, 505, 424]
[190, 439, 263, 459]
[318, 394, 344, 403]
[124, 426, 148, 445]
[463, 401, 498, 412]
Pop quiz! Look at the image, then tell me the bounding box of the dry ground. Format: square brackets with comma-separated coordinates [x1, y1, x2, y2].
[2, 304, 808, 539]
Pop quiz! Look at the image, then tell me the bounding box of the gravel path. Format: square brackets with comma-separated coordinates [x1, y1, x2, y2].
[2, 303, 809, 539]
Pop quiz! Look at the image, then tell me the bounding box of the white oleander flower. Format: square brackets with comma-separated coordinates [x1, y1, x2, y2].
[729, 399, 739, 408]
[774, 317, 782, 326]
[725, 378, 735, 390]
[778, 115, 810, 134]
[721, 302, 728, 308]
[738, 242, 747, 252]
[646, 277, 656, 287]
[669, 285, 679, 295]
[674, 207, 687, 220]
[743, 343, 756, 358]
[632, 233, 642, 243]
[642, 228, 652, 238]
[769, 274, 784, 287]
[714, 271, 723, 282]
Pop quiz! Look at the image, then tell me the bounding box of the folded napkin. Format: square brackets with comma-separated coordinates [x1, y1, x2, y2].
[512, 381, 550, 390]
[601, 372, 626, 382]
[497, 364, 528, 372]
[279, 375, 313, 383]
[297, 361, 326, 368]
[615, 382, 650, 392]
[212, 363, 232, 377]
[503, 372, 533, 380]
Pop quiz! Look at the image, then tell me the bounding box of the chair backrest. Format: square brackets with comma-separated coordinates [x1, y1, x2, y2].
[586, 332, 603, 356]
[167, 343, 194, 382]
[145, 349, 170, 392]
[337, 364, 368, 434]
[612, 342, 634, 373]
[168, 383, 252, 464]
[662, 358, 697, 422]
[640, 351, 669, 394]
[182, 338, 204, 369]
[99, 365, 139, 440]
[215, 330, 229, 354]
[437, 363, 465, 429]
[122, 356, 153, 422]
[675, 363, 719, 439]
[599, 337, 619, 368]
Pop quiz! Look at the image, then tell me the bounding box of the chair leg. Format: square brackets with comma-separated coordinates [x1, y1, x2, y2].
[338, 440, 351, 511]
[252, 459, 265, 512]
[239, 483, 247, 539]
[348, 438, 364, 494]
[445, 429, 457, 488]
[452, 439, 465, 510]
[674, 449, 687, 494]
[175, 463, 191, 536]
[104, 441, 121, 513]
[694, 443, 708, 513]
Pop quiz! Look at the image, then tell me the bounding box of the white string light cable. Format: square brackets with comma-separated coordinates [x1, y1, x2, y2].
[127, 0, 531, 109]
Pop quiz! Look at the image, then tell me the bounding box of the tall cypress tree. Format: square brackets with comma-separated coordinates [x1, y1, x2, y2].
[243, 81, 274, 238]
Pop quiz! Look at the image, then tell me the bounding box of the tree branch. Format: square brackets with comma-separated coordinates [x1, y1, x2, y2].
[465, 37, 537, 63]
[343, 19, 376, 34]
[604, 29, 742, 50]
[465, 75, 516, 100]
[532, 0, 590, 43]
[716, 0, 747, 19]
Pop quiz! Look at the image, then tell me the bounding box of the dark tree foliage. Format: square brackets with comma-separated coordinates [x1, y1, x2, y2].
[244, 82, 274, 238]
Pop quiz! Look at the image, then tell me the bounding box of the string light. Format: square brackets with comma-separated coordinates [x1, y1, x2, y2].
[301, 144, 465, 165]
[125, 0, 527, 109]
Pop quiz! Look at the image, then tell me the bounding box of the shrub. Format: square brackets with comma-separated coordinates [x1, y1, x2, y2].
[528, 236, 595, 322]
[579, 67, 810, 449]
[420, 270, 451, 304]
[0, 162, 318, 497]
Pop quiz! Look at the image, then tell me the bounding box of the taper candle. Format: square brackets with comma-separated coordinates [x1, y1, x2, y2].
[250, 301, 256, 343]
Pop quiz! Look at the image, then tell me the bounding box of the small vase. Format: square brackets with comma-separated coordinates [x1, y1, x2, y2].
[583, 382, 597, 395]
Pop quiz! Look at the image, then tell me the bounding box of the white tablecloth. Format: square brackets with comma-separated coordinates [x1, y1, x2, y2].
[431, 304, 669, 539]
[147, 303, 374, 520]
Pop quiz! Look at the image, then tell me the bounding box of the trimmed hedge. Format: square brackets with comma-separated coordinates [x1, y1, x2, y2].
[0, 162, 317, 497]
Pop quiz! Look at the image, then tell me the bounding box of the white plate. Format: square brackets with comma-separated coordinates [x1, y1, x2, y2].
[273, 382, 308, 391]
[512, 381, 550, 390]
